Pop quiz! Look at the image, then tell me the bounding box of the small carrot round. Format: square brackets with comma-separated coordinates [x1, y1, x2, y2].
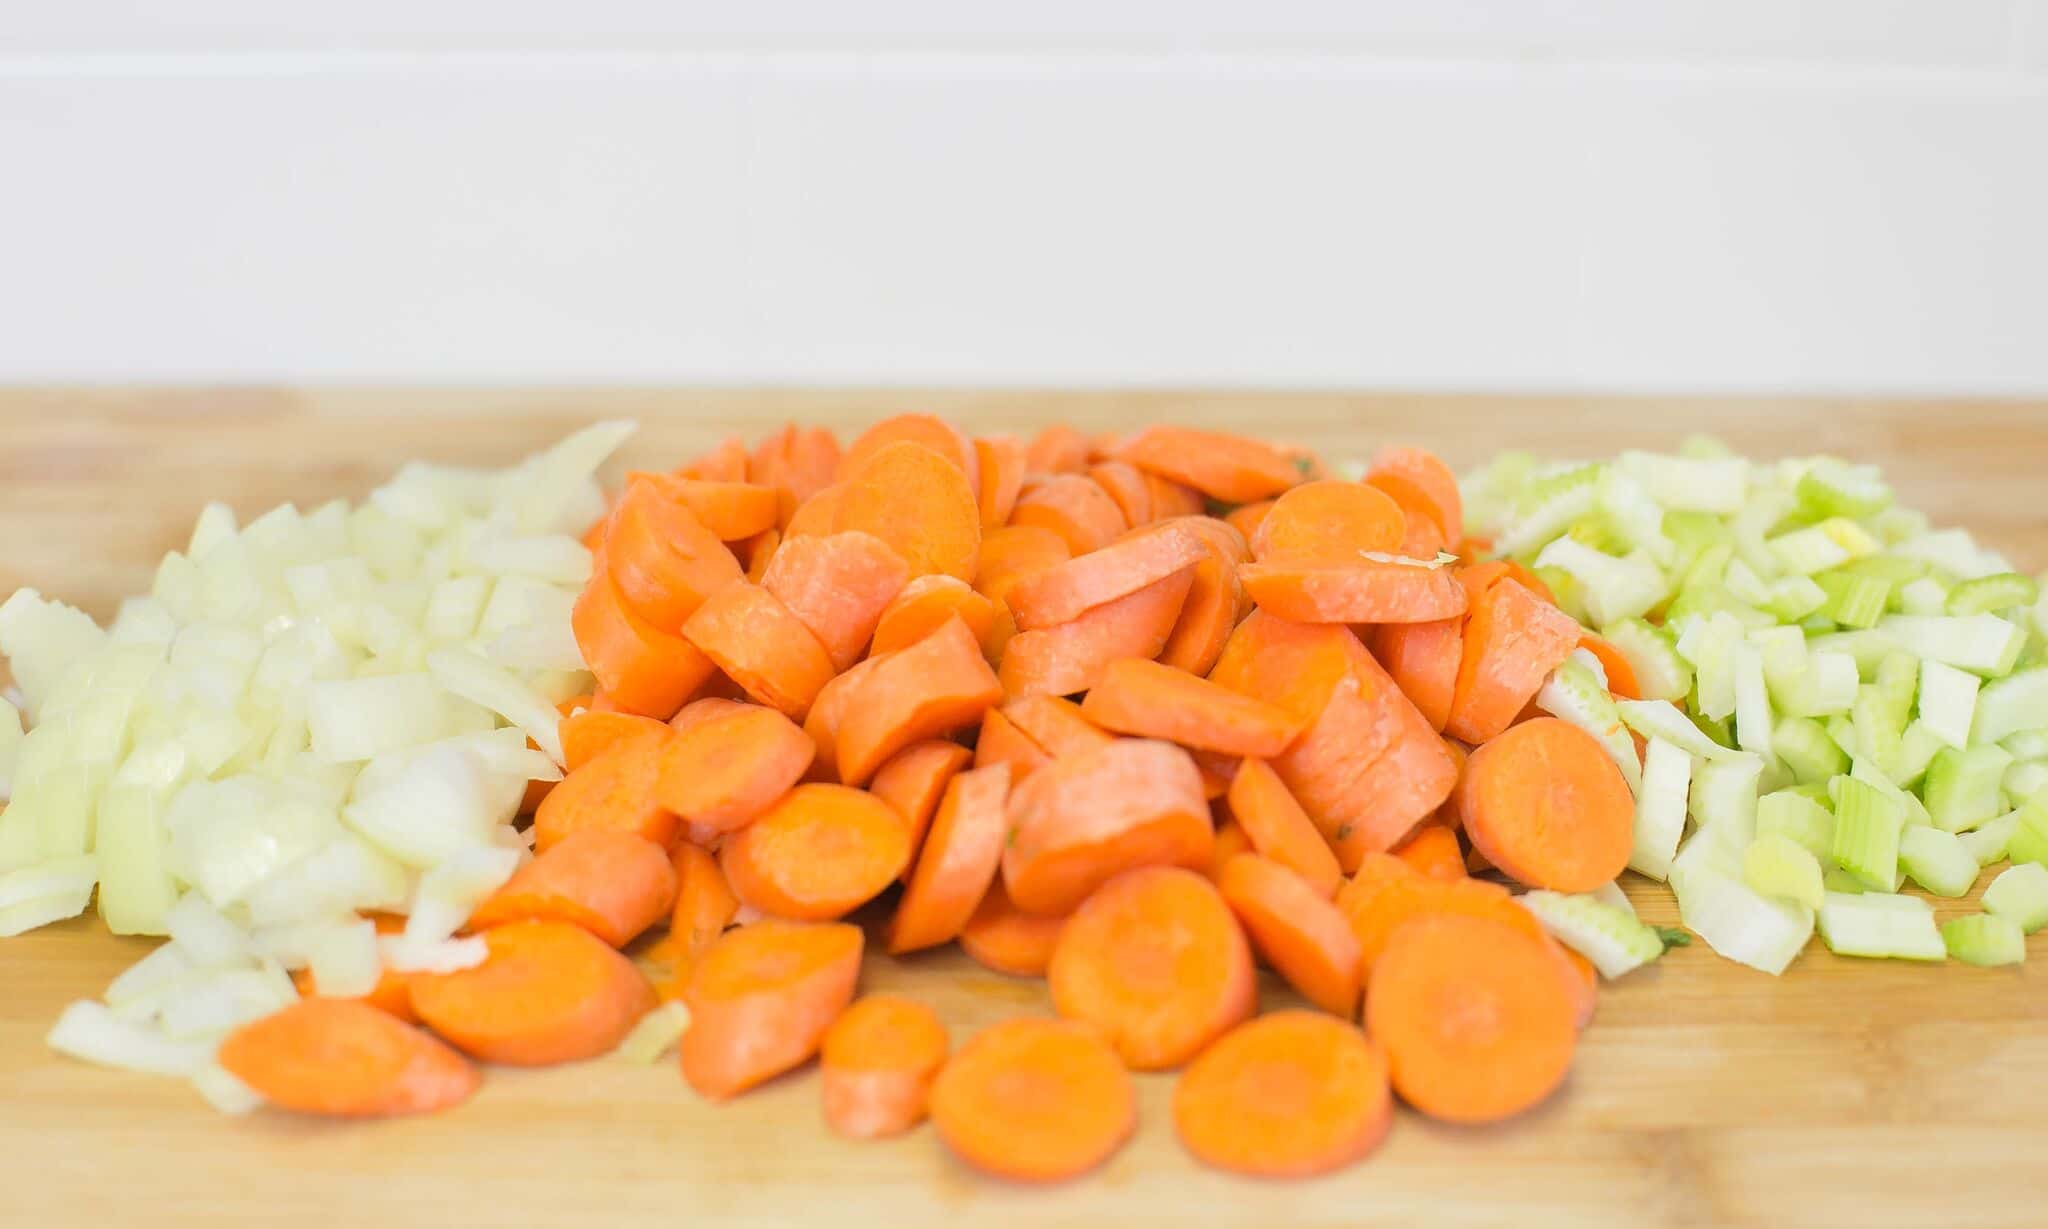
[1157, 545, 1243, 677]
[532, 729, 677, 853]
[1215, 854, 1362, 1017]
[291, 914, 417, 1023]
[1009, 474, 1129, 556]
[681, 434, 750, 482]
[973, 706, 1052, 780]
[1575, 632, 1643, 701]
[561, 709, 669, 773]
[1249, 479, 1405, 565]
[958, 879, 1067, 977]
[1454, 717, 1634, 893]
[972, 525, 1071, 608]
[682, 581, 838, 720]
[1086, 460, 1154, 529]
[973, 435, 1028, 531]
[682, 920, 863, 1100]
[468, 830, 678, 949]
[1364, 470, 1451, 559]
[1005, 522, 1206, 631]
[834, 440, 983, 582]
[870, 574, 1001, 657]
[1112, 425, 1300, 503]
[655, 700, 816, 834]
[572, 559, 717, 719]
[820, 994, 950, 1140]
[840, 413, 980, 491]
[1370, 617, 1464, 733]
[868, 739, 973, 871]
[412, 919, 655, 1067]
[1080, 657, 1305, 758]
[1241, 559, 1469, 624]
[749, 423, 842, 524]
[760, 530, 911, 672]
[997, 566, 1195, 700]
[1391, 822, 1466, 882]
[629, 473, 781, 542]
[1048, 866, 1255, 1070]
[835, 616, 1003, 787]
[930, 1017, 1135, 1184]
[1001, 695, 1113, 760]
[1445, 577, 1581, 744]
[1223, 499, 1274, 544]
[1367, 445, 1463, 545]
[784, 484, 844, 538]
[219, 999, 479, 1118]
[600, 477, 744, 631]
[1225, 758, 1341, 898]
[667, 841, 740, 971]
[1023, 424, 1092, 475]
[1366, 913, 1575, 1124]
[1002, 738, 1214, 916]
[888, 764, 1013, 955]
[720, 784, 912, 921]
[1172, 1011, 1391, 1178]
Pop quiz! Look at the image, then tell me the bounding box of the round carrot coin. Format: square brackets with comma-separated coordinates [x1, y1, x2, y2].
[1173, 1011, 1392, 1177]
[930, 1017, 1135, 1184]
[1454, 716, 1634, 892]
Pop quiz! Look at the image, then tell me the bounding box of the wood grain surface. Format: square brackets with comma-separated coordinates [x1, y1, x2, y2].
[3, 389, 2046, 1229]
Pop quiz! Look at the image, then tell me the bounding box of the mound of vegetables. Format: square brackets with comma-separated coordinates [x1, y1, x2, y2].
[2, 415, 2037, 1184]
[1464, 442, 2048, 971]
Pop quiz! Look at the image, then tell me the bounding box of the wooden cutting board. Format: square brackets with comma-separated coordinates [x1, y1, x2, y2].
[4, 390, 2047, 1229]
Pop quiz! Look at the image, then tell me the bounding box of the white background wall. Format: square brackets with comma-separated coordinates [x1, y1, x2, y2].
[2, 2, 2044, 393]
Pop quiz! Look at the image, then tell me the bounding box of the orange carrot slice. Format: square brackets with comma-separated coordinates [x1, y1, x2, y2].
[743, 528, 780, 583]
[1172, 1011, 1391, 1178]
[1214, 854, 1361, 1017]
[1367, 913, 1574, 1124]
[1005, 522, 1206, 631]
[1047, 866, 1255, 1070]
[682, 581, 838, 720]
[1144, 472, 1206, 521]
[1157, 526, 1245, 677]
[931, 1017, 1134, 1184]
[1112, 425, 1301, 503]
[532, 729, 676, 853]
[572, 559, 717, 719]
[802, 652, 889, 780]
[1205, 818, 1254, 882]
[469, 830, 677, 949]
[840, 413, 979, 491]
[784, 483, 844, 538]
[888, 763, 1013, 954]
[1009, 474, 1128, 556]
[1367, 446, 1463, 545]
[1240, 559, 1468, 624]
[219, 999, 479, 1118]
[997, 566, 1195, 700]
[1002, 739, 1214, 916]
[1249, 480, 1405, 565]
[1364, 471, 1451, 558]
[1391, 822, 1466, 882]
[821, 994, 950, 1140]
[411, 919, 655, 1066]
[1454, 717, 1634, 892]
[720, 784, 912, 921]
[1086, 460, 1154, 529]
[1023, 425, 1092, 475]
[1080, 657, 1304, 757]
[835, 617, 1003, 786]
[1370, 617, 1464, 733]
[958, 879, 1067, 977]
[1225, 758, 1341, 898]
[681, 920, 863, 1100]
[869, 739, 973, 872]
[870, 574, 1000, 657]
[629, 474, 780, 542]
[973, 436, 1028, 531]
[655, 700, 816, 833]
[1444, 578, 1583, 744]
[601, 478, 743, 631]
[560, 709, 669, 773]
[681, 435, 749, 483]
[667, 841, 740, 971]
[834, 440, 982, 582]
[973, 525, 1072, 608]
[1002, 695, 1114, 760]
[760, 530, 911, 672]
[1224, 499, 1275, 544]
[973, 707, 1052, 780]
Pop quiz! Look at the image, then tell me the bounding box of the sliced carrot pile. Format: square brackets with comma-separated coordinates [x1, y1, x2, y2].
[220, 999, 479, 1118]
[527, 424, 1619, 1179]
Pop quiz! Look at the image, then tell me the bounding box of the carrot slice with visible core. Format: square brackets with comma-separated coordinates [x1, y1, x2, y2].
[1009, 474, 1128, 556]
[681, 920, 863, 1101]
[532, 730, 676, 853]
[655, 700, 815, 834]
[468, 830, 677, 948]
[1047, 866, 1255, 1070]
[931, 1017, 1134, 1184]
[959, 879, 1067, 977]
[1241, 559, 1468, 624]
[1454, 716, 1634, 892]
[997, 566, 1194, 700]
[834, 440, 982, 582]
[760, 530, 910, 672]
[681, 582, 837, 720]
[1002, 738, 1214, 916]
[411, 919, 655, 1066]
[1080, 657, 1304, 757]
[835, 616, 1003, 787]
[868, 739, 973, 872]
[821, 994, 950, 1140]
[720, 784, 912, 921]
[1214, 854, 1361, 1017]
[1250, 480, 1405, 565]
[1172, 1011, 1391, 1178]
[887, 763, 1013, 954]
[870, 574, 1000, 658]
[219, 999, 479, 1118]
[1113, 425, 1300, 503]
[1005, 522, 1206, 631]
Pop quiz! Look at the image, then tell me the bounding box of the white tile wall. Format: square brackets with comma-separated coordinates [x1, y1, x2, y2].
[0, 5, 2043, 392]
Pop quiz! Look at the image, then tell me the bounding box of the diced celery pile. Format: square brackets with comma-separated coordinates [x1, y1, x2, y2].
[1468, 444, 2048, 973]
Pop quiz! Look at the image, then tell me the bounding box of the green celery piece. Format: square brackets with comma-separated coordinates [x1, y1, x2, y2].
[2005, 800, 2048, 867]
[1603, 618, 1692, 703]
[1976, 670, 2048, 746]
[1807, 630, 1905, 681]
[1940, 914, 2025, 967]
[1837, 553, 1929, 588]
[1756, 789, 1835, 860]
[2006, 760, 2048, 806]
[1981, 863, 2048, 933]
[1923, 745, 2014, 833]
[1795, 460, 1892, 521]
[1743, 834, 1825, 910]
[1897, 825, 1977, 897]
[1517, 890, 1668, 978]
[1773, 716, 1847, 785]
[1816, 892, 1945, 962]
[1829, 776, 1904, 891]
[2003, 729, 2048, 761]
[1815, 570, 1891, 630]
[1959, 811, 2020, 866]
[1948, 572, 2039, 617]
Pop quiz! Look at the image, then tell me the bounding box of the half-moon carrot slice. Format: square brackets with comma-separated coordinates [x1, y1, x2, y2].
[1047, 866, 1255, 1070]
[1157, 525, 1245, 677]
[1224, 499, 1274, 544]
[840, 413, 979, 491]
[1444, 578, 1581, 744]
[1226, 758, 1340, 898]
[532, 729, 676, 853]
[1145, 472, 1206, 521]
[628, 474, 780, 542]
[1214, 854, 1361, 1017]
[1249, 480, 1405, 565]
[802, 652, 889, 780]
[1003, 739, 1213, 916]
[974, 436, 1028, 531]
[468, 830, 677, 949]
[973, 706, 1051, 780]
[870, 574, 1000, 657]
[868, 739, 974, 871]
[655, 700, 816, 833]
[1005, 522, 1206, 631]
[1366, 913, 1574, 1124]
[1364, 471, 1451, 559]
[1080, 657, 1304, 757]
[680, 435, 749, 483]
[667, 841, 740, 971]
[834, 440, 982, 582]
[997, 566, 1195, 700]
[1454, 716, 1634, 892]
[1367, 445, 1463, 545]
[682, 582, 838, 720]
[720, 784, 912, 921]
[601, 478, 744, 631]
[411, 919, 655, 1066]
[1023, 424, 1092, 475]
[1112, 425, 1300, 504]
[1010, 474, 1128, 556]
[1172, 1011, 1391, 1178]
[1575, 632, 1642, 701]
[572, 559, 718, 719]
[835, 617, 1004, 786]
[1391, 822, 1466, 882]
[681, 920, 863, 1100]
[1241, 559, 1468, 624]
[973, 525, 1071, 608]
[1370, 617, 1464, 733]
[219, 999, 479, 1118]
[888, 763, 1013, 954]
[958, 879, 1067, 977]
[760, 530, 911, 672]
[784, 484, 843, 539]
[930, 1017, 1135, 1184]
[1001, 695, 1114, 761]
[1205, 818, 1254, 882]
[1087, 460, 1154, 530]
[821, 994, 950, 1140]
[560, 709, 669, 773]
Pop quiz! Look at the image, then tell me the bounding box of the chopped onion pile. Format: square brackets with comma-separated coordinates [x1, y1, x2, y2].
[2, 422, 633, 1105]
[1467, 441, 2048, 973]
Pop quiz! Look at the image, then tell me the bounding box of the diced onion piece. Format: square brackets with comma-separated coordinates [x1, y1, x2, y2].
[158, 966, 297, 1040]
[0, 694, 21, 800]
[0, 886, 98, 937]
[614, 1001, 693, 1064]
[106, 941, 197, 1007]
[1982, 863, 2048, 933]
[165, 892, 256, 968]
[191, 1062, 266, 1114]
[0, 588, 109, 719]
[0, 854, 98, 910]
[427, 647, 567, 768]
[497, 419, 636, 534]
[343, 743, 500, 868]
[48, 1001, 214, 1076]
[306, 917, 382, 999]
[405, 845, 523, 942]
[306, 674, 492, 763]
